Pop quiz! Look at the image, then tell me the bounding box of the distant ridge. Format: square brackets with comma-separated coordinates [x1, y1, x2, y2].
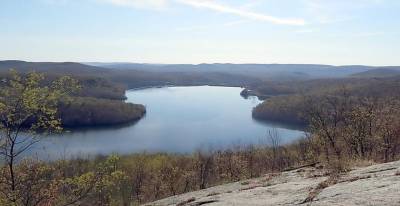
[2, 61, 400, 85]
[351, 67, 400, 78]
[0, 60, 112, 77]
[87, 62, 376, 78]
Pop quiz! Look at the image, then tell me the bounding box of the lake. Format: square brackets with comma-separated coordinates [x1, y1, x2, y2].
[29, 86, 304, 160]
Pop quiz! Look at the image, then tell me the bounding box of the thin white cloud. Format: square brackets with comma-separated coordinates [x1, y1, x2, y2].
[101, 0, 305, 26]
[101, 0, 168, 10]
[176, 0, 306, 26]
[240, 0, 265, 10]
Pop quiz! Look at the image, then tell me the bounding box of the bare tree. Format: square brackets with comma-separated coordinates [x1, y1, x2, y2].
[302, 87, 352, 171]
[375, 98, 400, 162]
[194, 151, 214, 189]
[267, 128, 282, 171]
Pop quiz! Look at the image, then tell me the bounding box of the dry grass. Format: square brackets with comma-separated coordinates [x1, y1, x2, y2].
[239, 185, 260, 191]
[349, 159, 376, 168]
[206, 192, 220, 197]
[366, 167, 397, 174]
[301, 176, 339, 204]
[305, 169, 329, 179]
[339, 175, 371, 183]
[240, 181, 250, 185]
[176, 197, 196, 206]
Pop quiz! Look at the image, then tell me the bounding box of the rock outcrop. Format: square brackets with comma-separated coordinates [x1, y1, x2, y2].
[146, 160, 400, 206]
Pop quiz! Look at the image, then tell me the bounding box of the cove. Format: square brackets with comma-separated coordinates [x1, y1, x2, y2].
[28, 86, 304, 160]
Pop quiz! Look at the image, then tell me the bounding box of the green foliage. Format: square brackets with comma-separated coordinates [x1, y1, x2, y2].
[0, 70, 77, 133]
[0, 70, 145, 205]
[0, 70, 79, 205]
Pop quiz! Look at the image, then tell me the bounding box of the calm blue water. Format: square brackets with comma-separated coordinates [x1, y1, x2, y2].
[29, 86, 303, 160]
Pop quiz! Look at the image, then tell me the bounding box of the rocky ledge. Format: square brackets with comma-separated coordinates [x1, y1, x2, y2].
[146, 160, 400, 206]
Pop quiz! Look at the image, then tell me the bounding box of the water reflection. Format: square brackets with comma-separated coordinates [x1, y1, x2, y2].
[27, 86, 304, 160]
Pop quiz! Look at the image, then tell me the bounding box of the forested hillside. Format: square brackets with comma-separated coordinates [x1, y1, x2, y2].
[0, 63, 146, 128]
[252, 75, 400, 126]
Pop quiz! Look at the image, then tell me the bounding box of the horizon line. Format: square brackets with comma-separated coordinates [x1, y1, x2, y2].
[1, 59, 400, 68]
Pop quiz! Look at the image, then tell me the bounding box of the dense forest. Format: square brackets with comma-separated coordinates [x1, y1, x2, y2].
[252, 75, 400, 126]
[59, 97, 145, 127]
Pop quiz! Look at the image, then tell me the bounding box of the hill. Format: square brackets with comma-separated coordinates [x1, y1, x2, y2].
[0, 61, 263, 88]
[351, 67, 400, 78]
[0, 60, 112, 77]
[5, 61, 400, 90]
[91, 62, 374, 79]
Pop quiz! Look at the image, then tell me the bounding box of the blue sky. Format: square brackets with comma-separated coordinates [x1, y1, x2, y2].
[1, 0, 399, 65]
